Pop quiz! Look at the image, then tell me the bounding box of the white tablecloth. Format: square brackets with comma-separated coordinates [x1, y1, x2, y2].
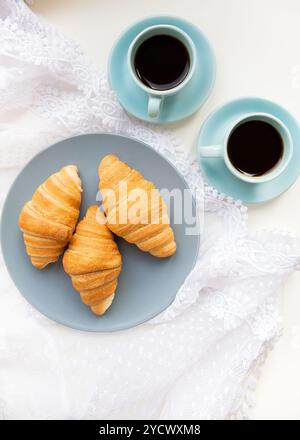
[0, 0, 300, 419]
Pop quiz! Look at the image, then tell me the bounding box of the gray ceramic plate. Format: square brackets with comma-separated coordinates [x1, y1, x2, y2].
[1, 134, 200, 332]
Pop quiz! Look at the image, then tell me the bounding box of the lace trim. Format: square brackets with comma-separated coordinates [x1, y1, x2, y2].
[229, 333, 281, 419]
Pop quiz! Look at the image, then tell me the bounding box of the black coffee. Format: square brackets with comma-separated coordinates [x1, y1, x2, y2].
[227, 120, 283, 177]
[134, 35, 190, 91]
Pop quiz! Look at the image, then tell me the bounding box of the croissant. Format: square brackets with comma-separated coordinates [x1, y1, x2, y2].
[19, 165, 82, 269]
[98, 155, 176, 257]
[63, 205, 122, 316]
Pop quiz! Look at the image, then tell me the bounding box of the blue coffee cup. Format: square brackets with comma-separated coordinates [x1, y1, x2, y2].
[199, 113, 293, 183]
[128, 24, 197, 118]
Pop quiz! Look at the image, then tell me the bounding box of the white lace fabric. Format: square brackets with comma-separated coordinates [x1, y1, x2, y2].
[0, 0, 300, 420]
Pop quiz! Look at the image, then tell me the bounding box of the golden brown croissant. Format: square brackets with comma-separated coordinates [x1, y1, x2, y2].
[63, 205, 122, 316]
[19, 165, 82, 269]
[98, 155, 176, 258]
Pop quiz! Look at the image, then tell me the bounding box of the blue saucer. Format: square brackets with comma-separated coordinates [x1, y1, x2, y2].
[108, 16, 216, 123]
[198, 97, 300, 204]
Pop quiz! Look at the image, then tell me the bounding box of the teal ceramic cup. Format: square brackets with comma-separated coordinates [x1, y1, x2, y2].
[199, 113, 293, 183]
[128, 24, 197, 118]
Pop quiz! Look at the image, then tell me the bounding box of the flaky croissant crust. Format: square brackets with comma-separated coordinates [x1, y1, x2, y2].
[99, 155, 176, 258]
[19, 165, 82, 269]
[63, 205, 122, 316]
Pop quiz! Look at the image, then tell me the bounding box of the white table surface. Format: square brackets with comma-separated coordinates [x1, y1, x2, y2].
[29, 0, 300, 419]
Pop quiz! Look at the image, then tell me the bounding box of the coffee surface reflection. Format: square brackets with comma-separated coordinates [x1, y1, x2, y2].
[227, 120, 284, 176]
[134, 34, 190, 91]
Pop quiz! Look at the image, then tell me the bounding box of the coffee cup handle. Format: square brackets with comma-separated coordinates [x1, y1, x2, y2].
[199, 145, 223, 158]
[148, 95, 163, 118]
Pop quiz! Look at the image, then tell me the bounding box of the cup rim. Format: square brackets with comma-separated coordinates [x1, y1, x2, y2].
[223, 112, 293, 183]
[127, 24, 197, 96]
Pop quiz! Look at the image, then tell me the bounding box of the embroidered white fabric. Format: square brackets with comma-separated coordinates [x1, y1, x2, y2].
[0, 0, 300, 420]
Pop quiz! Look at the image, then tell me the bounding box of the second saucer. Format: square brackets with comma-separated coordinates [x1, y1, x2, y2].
[198, 97, 300, 204]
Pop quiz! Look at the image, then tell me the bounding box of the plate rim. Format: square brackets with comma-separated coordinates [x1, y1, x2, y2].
[0, 132, 200, 332]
